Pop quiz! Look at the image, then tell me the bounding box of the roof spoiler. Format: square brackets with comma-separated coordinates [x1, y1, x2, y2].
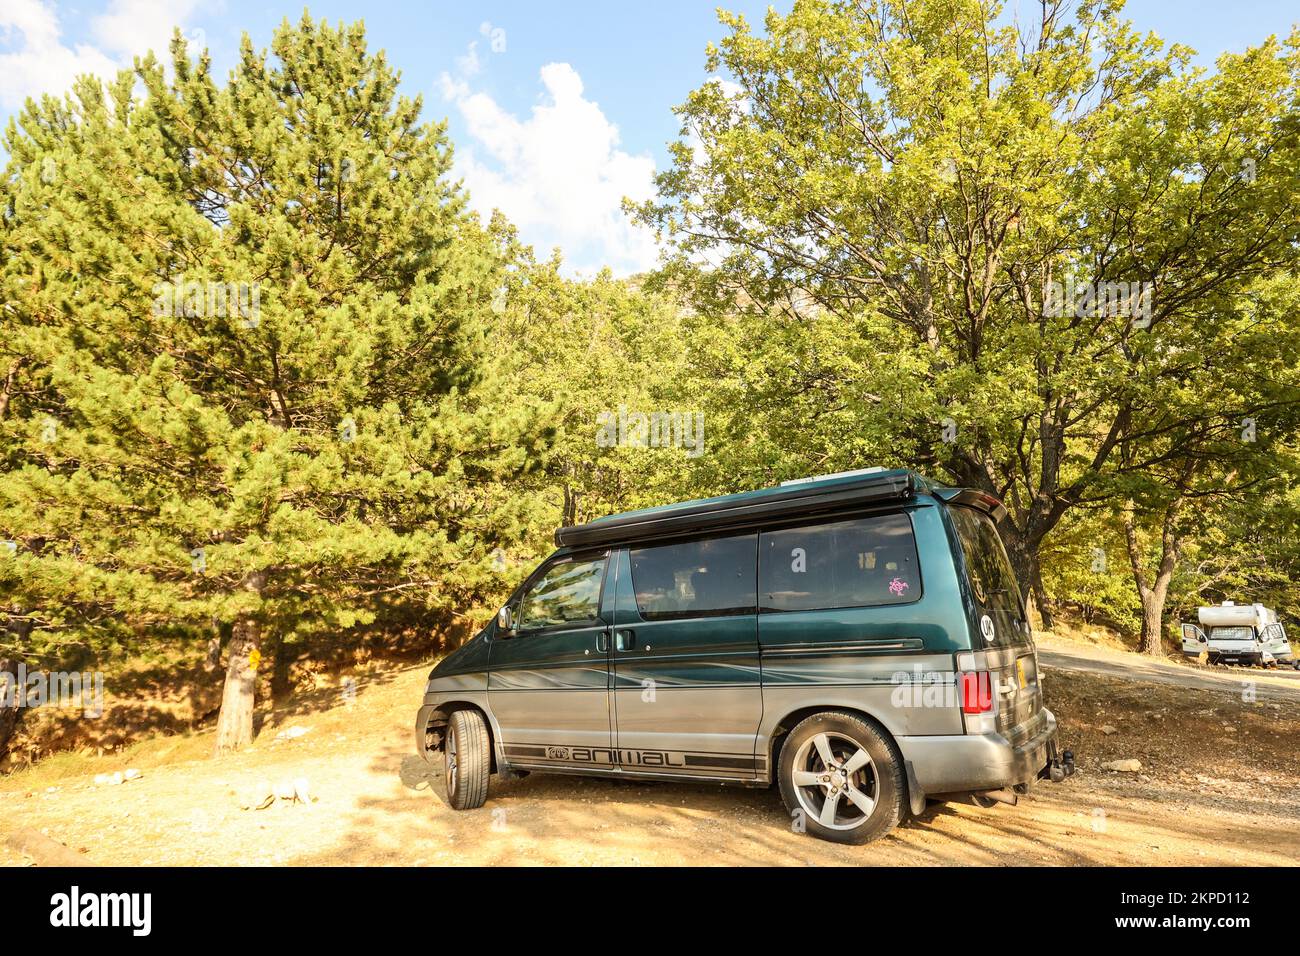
[938, 488, 1009, 523]
[556, 471, 916, 549]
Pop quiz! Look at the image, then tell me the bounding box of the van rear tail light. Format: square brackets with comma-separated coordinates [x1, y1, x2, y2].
[960, 671, 993, 714]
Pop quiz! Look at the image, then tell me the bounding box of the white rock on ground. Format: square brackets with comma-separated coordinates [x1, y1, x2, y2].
[1101, 759, 1142, 773]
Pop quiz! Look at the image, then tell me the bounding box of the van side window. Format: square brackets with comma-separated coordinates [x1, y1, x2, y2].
[759, 514, 919, 612]
[629, 534, 757, 620]
[516, 557, 606, 630]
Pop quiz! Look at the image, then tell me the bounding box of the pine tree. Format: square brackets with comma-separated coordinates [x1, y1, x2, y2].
[0, 16, 550, 752]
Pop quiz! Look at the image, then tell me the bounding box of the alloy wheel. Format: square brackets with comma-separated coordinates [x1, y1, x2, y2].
[791, 731, 877, 830]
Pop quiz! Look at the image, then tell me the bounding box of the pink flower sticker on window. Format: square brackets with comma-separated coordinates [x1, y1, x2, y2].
[888, 577, 910, 596]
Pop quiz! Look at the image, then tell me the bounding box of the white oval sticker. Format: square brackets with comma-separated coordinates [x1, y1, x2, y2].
[980, 614, 996, 645]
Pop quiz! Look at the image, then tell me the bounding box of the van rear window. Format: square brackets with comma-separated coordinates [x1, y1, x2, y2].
[948, 506, 1024, 614]
[629, 534, 757, 620]
[759, 513, 919, 612]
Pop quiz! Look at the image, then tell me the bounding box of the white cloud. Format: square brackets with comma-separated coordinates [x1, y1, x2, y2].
[439, 58, 660, 277]
[454, 41, 481, 79]
[91, 0, 201, 61]
[0, 0, 115, 109]
[0, 0, 200, 111]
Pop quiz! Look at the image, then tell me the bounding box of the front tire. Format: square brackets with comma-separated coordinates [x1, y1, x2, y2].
[778, 711, 905, 845]
[444, 709, 490, 810]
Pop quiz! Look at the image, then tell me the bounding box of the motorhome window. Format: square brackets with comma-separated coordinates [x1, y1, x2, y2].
[949, 506, 1024, 614]
[629, 534, 757, 620]
[1209, 626, 1255, 641]
[759, 513, 919, 612]
[516, 557, 606, 630]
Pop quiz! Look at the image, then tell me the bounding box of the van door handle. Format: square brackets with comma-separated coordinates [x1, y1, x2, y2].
[596, 631, 609, 653]
[615, 629, 635, 652]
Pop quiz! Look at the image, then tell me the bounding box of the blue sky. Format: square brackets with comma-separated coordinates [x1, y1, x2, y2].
[2, 1, 1297, 274]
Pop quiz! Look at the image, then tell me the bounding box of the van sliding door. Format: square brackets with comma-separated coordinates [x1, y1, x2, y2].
[609, 536, 763, 778]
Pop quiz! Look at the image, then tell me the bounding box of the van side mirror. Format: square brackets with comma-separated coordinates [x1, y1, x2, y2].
[496, 605, 514, 635]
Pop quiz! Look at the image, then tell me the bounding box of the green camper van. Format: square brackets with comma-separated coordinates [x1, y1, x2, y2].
[415, 467, 1072, 844]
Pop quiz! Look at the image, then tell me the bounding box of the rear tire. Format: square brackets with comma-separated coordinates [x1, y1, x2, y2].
[444, 709, 490, 810]
[778, 711, 905, 845]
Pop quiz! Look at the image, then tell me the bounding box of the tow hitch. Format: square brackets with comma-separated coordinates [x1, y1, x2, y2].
[1046, 747, 1075, 783]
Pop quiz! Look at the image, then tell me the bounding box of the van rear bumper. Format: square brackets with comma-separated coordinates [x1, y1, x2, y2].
[897, 709, 1058, 795]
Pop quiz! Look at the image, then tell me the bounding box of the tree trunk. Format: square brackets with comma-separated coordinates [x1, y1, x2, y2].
[1138, 595, 1168, 657]
[0, 358, 23, 422]
[214, 572, 267, 754]
[1003, 529, 1054, 630]
[562, 483, 579, 526]
[202, 617, 223, 673]
[0, 657, 23, 760]
[214, 616, 261, 753]
[1122, 502, 1181, 657]
[1027, 557, 1054, 631]
[0, 617, 34, 760]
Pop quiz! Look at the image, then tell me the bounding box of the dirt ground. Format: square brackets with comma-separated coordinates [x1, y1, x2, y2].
[2, 642, 1298, 867]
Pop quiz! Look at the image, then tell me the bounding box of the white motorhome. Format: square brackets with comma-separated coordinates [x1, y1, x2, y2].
[1181, 602, 1298, 669]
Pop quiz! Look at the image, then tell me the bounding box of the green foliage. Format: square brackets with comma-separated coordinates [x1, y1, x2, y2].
[1039, 508, 1142, 633]
[0, 16, 549, 664]
[489, 250, 702, 533]
[633, 0, 1300, 624]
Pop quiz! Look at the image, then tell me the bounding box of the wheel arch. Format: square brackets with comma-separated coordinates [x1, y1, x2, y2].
[420, 699, 499, 773]
[767, 701, 899, 756]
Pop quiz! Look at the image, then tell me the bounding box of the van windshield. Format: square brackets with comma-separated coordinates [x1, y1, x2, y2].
[948, 505, 1025, 616]
[1208, 626, 1255, 642]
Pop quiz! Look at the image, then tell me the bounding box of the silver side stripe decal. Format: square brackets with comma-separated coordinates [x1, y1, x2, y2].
[761, 639, 925, 655]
